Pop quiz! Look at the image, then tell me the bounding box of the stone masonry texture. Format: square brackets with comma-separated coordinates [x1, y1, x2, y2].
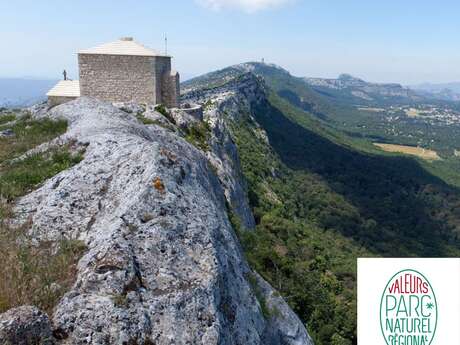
[48, 96, 78, 107]
[78, 54, 179, 107]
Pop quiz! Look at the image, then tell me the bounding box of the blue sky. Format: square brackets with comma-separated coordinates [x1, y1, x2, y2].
[1, 0, 459, 84]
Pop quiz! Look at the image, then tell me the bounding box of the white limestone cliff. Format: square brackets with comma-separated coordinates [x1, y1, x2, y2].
[1, 93, 313, 345]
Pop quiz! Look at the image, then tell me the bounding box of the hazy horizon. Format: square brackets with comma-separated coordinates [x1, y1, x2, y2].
[3, 68, 460, 87]
[1, 0, 460, 85]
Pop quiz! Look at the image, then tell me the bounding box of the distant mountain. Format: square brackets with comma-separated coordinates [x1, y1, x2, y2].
[2, 62, 459, 345]
[412, 81, 460, 93]
[409, 82, 460, 101]
[0, 78, 57, 108]
[304, 73, 423, 105]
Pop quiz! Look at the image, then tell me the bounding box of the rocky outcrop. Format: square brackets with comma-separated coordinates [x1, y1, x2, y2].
[9, 97, 312, 344]
[255, 273, 313, 345]
[182, 72, 268, 230]
[111, 99, 255, 230]
[206, 111, 256, 229]
[304, 73, 421, 101]
[0, 306, 54, 345]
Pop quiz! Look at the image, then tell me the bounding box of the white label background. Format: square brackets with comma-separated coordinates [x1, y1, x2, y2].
[358, 258, 460, 344]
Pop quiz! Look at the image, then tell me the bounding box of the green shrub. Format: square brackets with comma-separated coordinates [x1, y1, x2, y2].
[0, 116, 68, 162]
[230, 117, 365, 344]
[0, 113, 16, 125]
[185, 122, 211, 151]
[136, 114, 157, 125]
[112, 294, 129, 308]
[203, 100, 214, 111]
[155, 104, 177, 125]
[331, 333, 353, 345]
[0, 148, 84, 201]
[0, 114, 86, 317]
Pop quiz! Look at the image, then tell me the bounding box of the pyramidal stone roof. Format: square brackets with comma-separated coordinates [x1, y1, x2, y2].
[78, 37, 166, 57]
[46, 80, 80, 97]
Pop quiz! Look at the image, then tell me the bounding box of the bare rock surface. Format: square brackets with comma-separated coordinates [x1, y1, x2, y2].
[13, 97, 312, 344]
[0, 306, 54, 345]
[169, 108, 200, 130]
[205, 106, 256, 230]
[255, 273, 314, 345]
[182, 72, 268, 230]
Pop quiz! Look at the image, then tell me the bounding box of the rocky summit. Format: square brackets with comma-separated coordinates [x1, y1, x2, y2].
[0, 90, 313, 344]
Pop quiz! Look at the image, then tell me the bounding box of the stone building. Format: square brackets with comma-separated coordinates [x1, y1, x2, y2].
[47, 37, 180, 107]
[46, 80, 80, 107]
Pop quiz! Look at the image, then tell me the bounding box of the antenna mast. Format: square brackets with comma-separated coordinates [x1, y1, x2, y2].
[165, 34, 168, 55]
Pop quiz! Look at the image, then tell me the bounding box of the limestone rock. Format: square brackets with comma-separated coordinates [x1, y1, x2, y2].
[28, 101, 50, 117]
[0, 306, 54, 345]
[13, 97, 312, 344]
[182, 72, 268, 230]
[169, 107, 200, 130]
[113, 101, 146, 115]
[255, 273, 314, 345]
[0, 128, 14, 138]
[206, 109, 256, 229]
[179, 103, 203, 121]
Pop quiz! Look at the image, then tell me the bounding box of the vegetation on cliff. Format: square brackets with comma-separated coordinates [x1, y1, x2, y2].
[212, 66, 460, 344]
[0, 112, 85, 315]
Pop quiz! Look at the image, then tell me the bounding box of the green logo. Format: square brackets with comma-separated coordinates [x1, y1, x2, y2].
[380, 269, 437, 345]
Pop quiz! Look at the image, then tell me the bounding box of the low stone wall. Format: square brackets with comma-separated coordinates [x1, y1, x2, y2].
[180, 103, 203, 121]
[48, 96, 78, 107]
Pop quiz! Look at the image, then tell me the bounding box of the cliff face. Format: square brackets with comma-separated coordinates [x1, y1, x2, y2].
[303, 73, 421, 102]
[3, 88, 312, 344]
[199, 73, 266, 230]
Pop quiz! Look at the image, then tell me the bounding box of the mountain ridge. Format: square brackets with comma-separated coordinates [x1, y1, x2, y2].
[0, 87, 313, 343]
[304, 73, 422, 104]
[1, 61, 460, 345]
[184, 62, 460, 344]
[410, 81, 460, 101]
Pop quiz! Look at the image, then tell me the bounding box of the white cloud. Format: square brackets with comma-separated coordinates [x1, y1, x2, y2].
[196, 0, 293, 13]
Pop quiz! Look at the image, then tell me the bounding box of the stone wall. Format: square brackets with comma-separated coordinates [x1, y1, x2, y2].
[162, 71, 180, 108]
[181, 103, 202, 120]
[78, 54, 179, 107]
[79, 54, 156, 103]
[48, 96, 78, 107]
[152, 57, 170, 105]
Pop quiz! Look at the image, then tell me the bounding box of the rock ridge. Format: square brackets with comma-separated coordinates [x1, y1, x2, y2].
[2, 96, 313, 345]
